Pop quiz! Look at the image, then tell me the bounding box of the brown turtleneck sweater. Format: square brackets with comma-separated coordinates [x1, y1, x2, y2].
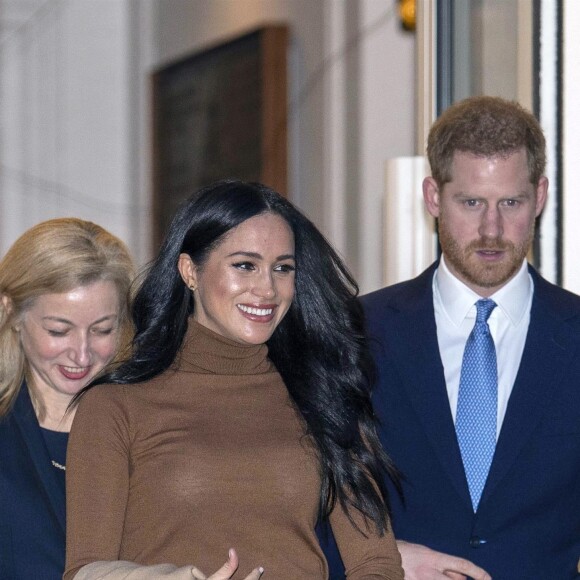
[64, 321, 402, 579]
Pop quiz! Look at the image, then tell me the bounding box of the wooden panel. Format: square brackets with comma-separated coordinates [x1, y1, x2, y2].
[261, 26, 288, 197]
[151, 25, 288, 250]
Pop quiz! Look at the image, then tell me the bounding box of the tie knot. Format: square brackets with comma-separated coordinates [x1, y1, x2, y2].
[475, 298, 496, 323]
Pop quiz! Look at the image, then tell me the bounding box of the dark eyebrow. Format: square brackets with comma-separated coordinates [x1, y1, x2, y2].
[226, 251, 295, 261]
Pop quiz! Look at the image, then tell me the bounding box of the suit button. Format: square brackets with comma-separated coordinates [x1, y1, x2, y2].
[469, 536, 485, 548]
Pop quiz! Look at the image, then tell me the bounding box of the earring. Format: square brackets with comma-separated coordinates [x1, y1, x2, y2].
[189, 284, 196, 292]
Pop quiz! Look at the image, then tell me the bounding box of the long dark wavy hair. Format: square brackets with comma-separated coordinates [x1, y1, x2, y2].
[91, 180, 400, 534]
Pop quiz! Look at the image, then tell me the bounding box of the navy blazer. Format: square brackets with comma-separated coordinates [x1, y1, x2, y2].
[0, 385, 66, 579]
[322, 263, 580, 579]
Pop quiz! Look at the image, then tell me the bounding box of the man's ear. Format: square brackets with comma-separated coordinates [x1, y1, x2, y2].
[423, 177, 441, 218]
[534, 176, 549, 217]
[177, 253, 198, 291]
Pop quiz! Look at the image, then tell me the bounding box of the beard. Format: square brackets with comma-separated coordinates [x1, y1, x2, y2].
[438, 220, 534, 291]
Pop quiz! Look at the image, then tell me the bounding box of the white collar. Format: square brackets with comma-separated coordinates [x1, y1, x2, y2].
[434, 255, 532, 327]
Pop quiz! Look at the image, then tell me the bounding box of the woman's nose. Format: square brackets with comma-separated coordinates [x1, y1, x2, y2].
[69, 336, 91, 366]
[253, 272, 276, 298]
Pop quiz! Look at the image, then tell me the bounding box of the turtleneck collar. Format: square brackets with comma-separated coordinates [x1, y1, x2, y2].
[175, 318, 274, 375]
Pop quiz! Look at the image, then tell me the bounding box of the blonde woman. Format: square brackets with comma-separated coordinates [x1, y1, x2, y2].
[0, 218, 134, 580]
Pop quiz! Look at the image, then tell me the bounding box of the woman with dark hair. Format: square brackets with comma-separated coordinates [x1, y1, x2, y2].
[64, 180, 403, 580]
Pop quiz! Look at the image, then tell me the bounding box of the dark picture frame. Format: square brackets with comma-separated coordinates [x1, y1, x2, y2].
[151, 25, 288, 250]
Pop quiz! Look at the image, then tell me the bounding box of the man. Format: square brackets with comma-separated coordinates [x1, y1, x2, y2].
[322, 96, 580, 578]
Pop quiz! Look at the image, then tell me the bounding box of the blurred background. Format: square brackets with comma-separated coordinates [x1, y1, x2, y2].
[1, 0, 578, 294]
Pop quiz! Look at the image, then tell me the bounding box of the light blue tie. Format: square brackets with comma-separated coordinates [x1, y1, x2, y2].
[456, 298, 497, 512]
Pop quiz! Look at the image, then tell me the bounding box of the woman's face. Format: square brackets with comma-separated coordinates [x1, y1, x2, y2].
[16, 280, 121, 402]
[180, 212, 296, 345]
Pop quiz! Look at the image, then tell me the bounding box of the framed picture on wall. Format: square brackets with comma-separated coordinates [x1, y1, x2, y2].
[151, 25, 288, 249]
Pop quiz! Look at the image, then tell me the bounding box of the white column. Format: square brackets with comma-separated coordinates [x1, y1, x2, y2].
[383, 156, 436, 286]
[321, 0, 348, 257]
[537, 0, 559, 284]
[562, 0, 580, 292]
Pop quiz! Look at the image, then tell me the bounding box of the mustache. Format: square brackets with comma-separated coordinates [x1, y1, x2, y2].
[465, 239, 515, 252]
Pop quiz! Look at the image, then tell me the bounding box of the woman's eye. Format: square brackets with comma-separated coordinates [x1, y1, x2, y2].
[275, 263, 296, 273]
[92, 327, 115, 336]
[47, 329, 67, 337]
[233, 261, 255, 271]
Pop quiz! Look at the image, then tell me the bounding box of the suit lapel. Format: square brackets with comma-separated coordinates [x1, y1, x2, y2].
[386, 267, 472, 507]
[483, 274, 579, 503]
[378, 266, 580, 511]
[13, 385, 66, 534]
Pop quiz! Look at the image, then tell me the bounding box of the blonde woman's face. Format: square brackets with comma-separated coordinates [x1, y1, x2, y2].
[16, 280, 121, 402]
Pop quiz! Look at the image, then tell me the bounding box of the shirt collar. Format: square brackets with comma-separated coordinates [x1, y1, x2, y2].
[434, 255, 532, 327]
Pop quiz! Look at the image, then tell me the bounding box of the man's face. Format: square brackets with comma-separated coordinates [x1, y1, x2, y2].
[423, 148, 548, 297]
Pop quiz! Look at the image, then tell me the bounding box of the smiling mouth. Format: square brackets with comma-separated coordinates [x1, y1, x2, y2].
[237, 304, 275, 316]
[59, 366, 91, 380]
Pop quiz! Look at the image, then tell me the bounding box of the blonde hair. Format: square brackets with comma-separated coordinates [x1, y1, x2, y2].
[0, 218, 135, 417]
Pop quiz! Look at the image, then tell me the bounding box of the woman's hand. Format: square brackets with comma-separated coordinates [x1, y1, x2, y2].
[72, 549, 263, 579]
[192, 549, 263, 580]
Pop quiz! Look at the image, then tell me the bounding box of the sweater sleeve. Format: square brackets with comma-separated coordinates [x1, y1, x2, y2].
[64, 386, 132, 580]
[329, 502, 403, 580]
[72, 561, 196, 579]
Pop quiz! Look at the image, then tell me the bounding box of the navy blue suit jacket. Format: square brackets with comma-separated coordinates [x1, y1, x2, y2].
[0, 385, 66, 579]
[322, 263, 580, 579]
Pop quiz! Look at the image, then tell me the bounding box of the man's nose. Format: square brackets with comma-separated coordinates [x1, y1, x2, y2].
[479, 206, 503, 239]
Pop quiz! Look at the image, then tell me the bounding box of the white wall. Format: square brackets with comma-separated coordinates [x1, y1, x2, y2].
[2, 1, 578, 294]
[0, 1, 143, 260]
[0, 0, 415, 292]
[138, 0, 416, 292]
[562, 0, 580, 293]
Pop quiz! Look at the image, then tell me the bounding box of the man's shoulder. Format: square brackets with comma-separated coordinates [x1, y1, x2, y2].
[531, 267, 580, 318]
[361, 279, 414, 310]
[361, 264, 437, 315]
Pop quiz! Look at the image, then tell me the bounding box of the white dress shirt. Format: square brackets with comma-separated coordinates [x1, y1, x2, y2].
[433, 256, 533, 438]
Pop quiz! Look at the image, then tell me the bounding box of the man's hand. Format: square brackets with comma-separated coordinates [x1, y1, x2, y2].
[397, 540, 491, 580]
[192, 549, 264, 580]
